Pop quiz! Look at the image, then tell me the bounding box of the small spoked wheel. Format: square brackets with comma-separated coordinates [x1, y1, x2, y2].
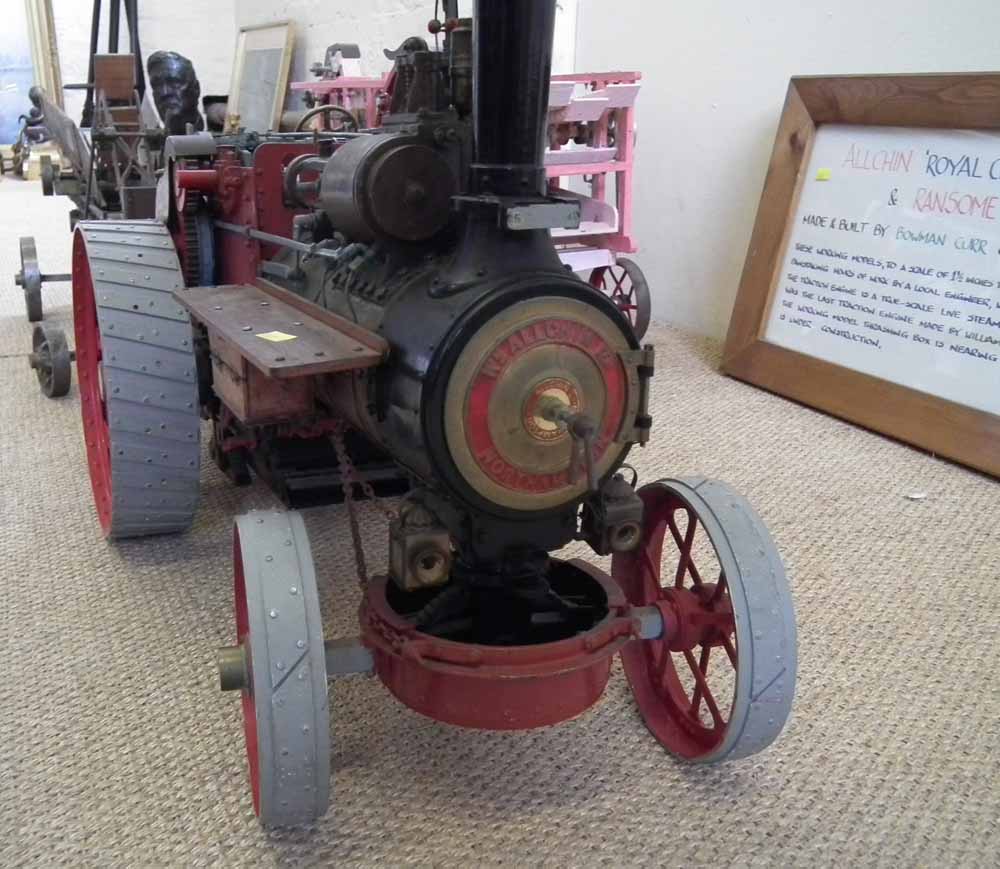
[221, 511, 330, 827]
[29, 325, 72, 398]
[612, 478, 796, 762]
[295, 104, 360, 133]
[17, 236, 43, 322]
[589, 257, 652, 340]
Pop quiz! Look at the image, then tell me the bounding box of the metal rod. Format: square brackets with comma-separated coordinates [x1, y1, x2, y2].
[81, 0, 102, 126]
[82, 134, 98, 220]
[218, 637, 374, 691]
[323, 637, 375, 677]
[90, 130, 153, 139]
[237, 131, 366, 140]
[214, 220, 346, 262]
[124, 0, 145, 99]
[632, 606, 665, 640]
[108, 0, 120, 53]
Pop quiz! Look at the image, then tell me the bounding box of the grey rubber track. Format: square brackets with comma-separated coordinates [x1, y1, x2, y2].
[78, 220, 201, 538]
[235, 511, 331, 827]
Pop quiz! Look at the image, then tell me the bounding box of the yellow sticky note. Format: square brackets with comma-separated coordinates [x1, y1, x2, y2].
[256, 331, 297, 342]
[816, 168, 832, 181]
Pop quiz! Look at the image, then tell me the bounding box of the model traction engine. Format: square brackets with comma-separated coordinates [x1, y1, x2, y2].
[69, 0, 798, 826]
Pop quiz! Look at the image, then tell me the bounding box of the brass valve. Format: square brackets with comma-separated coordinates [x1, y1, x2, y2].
[538, 397, 599, 494]
[388, 500, 452, 591]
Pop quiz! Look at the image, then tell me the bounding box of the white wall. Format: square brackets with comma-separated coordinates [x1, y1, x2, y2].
[141, 0, 236, 97]
[575, 0, 1000, 339]
[236, 0, 431, 92]
[50, 0, 235, 124]
[234, 0, 578, 109]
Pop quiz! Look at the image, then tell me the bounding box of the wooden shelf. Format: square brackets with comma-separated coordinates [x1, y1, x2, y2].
[174, 282, 385, 379]
[546, 160, 626, 178]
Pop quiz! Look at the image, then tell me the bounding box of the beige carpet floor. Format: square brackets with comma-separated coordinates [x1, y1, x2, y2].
[0, 177, 998, 868]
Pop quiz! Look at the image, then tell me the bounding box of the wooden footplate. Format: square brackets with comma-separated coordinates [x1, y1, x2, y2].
[174, 279, 387, 423]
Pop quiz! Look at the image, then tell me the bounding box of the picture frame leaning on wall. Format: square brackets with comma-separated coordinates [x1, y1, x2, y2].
[227, 21, 294, 133]
[723, 73, 1000, 478]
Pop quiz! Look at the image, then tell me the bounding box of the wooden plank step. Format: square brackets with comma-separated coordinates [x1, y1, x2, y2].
[545, 146, 617, 165]
[174, 282, 386, 378]
[555, 95, 609, 124]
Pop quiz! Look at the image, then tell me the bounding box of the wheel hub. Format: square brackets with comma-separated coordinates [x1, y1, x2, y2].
[217, 643, 249, 691]
[522, 377, 581, 443]
[658, 585, 735, 653]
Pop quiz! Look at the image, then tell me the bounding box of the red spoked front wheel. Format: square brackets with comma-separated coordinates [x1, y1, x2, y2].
[613, 478, 796, 762]
[589, 257, 652, 340]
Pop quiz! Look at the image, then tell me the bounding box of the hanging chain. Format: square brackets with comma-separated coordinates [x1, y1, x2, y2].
[330, 421, 397, 588]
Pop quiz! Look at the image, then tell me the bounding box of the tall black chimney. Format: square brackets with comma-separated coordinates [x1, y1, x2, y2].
[471, 0, 558, 197]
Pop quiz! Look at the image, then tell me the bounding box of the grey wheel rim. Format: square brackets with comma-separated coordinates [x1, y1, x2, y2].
[31, 325, 72, 398]
[19, 236, 43, 322]
[234, 511, 331, 827]
[616, 257, 652, 340]
[613, 477, 797, 762]
[590, 256, 652, 340]
[40, 155, 55, 196]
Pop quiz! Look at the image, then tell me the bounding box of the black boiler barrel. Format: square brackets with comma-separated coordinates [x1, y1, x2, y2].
[471, 0, 557, 197]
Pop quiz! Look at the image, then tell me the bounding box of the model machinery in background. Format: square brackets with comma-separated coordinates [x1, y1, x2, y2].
[13, 0, 209, 397]
[59, 0, 798, 826]
[13, 0, 148, 326]
[287, 43, 385, 133]
[17, 51, 201, 397]
[18, 6, 647, 401]
[287, 40, 652, 338]
[16, 52, 161, 395]
[1, 91, 50, 179]
[547, 71, 651, 339]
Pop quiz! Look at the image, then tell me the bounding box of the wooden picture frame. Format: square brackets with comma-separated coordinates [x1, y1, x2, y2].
[723, 73, 1000, 478]
[226, 22, 294, 133]
[24, 0, 63, 107]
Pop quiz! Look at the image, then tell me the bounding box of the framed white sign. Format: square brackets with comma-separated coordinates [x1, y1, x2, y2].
[725, 74, 1000, 478]
[764, 124, 999, 415]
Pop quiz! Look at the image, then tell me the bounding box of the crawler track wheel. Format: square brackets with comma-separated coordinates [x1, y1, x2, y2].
[30, 325, 72, 398]
[589, 257, 652, 340]
[222, 511, 331, 827]
[612, 478, 796, 762]
[72, 221, 201, 538]
[16, 236, 43, 322]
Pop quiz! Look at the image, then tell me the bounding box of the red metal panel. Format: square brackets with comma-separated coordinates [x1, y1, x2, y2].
[360, 565, 635, 730]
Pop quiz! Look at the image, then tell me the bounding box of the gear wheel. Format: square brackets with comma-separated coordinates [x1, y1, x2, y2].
[177, 193, 215, 287]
